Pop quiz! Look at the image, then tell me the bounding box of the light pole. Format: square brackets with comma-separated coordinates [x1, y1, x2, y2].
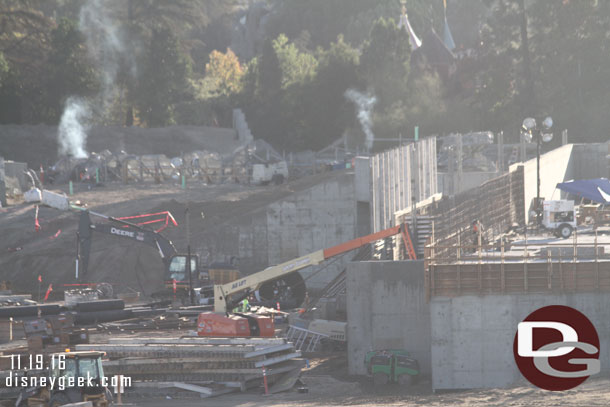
[521, 116, 553, 225]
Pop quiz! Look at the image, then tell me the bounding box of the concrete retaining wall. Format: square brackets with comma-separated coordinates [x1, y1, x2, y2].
[431, 294, 610, 390]
[571, 142, 610, 180]
[346, 261, 431, 376]
[265, 173, 357, 291]
[198, 172, 357, 292]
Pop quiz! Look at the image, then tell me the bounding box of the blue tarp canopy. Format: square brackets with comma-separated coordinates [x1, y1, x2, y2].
[556, 178, 610, 204]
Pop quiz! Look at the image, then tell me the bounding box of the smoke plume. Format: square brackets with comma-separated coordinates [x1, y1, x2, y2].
[344, 89, 377, 151]
[57, 0, 134, 158]
[58, 98, 90, 159]
[79, 0, 134, 105]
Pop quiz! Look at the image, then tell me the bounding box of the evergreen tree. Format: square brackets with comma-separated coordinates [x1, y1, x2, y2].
[360, 17, 411, 109]
[0, 53, 8, 88]
[137, 26, 191, 127]
[44, 18, 98, 122]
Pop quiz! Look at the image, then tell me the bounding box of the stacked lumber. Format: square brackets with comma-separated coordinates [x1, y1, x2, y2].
[75, 337, 305, 394]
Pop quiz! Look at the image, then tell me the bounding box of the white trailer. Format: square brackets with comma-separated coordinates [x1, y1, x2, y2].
[542, 200, 577, 238]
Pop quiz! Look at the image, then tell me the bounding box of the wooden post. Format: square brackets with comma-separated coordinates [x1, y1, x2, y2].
[117, 375, 123, 405]
[262, 365, 269, 395]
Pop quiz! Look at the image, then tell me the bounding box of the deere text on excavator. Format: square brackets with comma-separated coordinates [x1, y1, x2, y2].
[76, 210, 240, 300]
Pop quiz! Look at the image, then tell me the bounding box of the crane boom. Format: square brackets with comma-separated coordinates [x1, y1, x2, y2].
[213, 223, 407, 313]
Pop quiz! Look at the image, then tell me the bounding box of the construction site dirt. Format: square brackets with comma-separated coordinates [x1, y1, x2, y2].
[0, 172, 342, 296]
[2, 144, 609, 405]
[4, 329, 608, 407]
[124, 368, 610, 407]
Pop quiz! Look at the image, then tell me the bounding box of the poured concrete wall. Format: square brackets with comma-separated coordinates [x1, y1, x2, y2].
[431, 294, 610, 390]
[346, 261, 431, 376]
[265, 172, 357, 291]
[571, 142, 610, 179]
[198, 171, 358, 292]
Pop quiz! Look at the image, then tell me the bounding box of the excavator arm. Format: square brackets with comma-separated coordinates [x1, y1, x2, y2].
[213, 223, 409, 313]
[76, 210, 178, 279]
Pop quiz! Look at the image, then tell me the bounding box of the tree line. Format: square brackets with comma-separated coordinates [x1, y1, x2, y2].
[0, 0, 607, 152]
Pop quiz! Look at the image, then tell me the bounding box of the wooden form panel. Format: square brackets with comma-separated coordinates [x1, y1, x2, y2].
[429, 261, 610, 298]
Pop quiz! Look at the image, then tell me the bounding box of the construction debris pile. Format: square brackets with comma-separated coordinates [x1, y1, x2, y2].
[44, 139, 291, 186]
[0, 298, 179, 350]
[76, 337, 305, 396]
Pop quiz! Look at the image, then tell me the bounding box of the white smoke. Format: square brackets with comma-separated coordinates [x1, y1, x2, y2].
[79, 0, 134, 105]
[344, 89, 377, 151]
[57, 0, 134, 158]
[58, 97, 91, 159]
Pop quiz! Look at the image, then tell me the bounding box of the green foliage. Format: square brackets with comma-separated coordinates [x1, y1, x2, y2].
[527, 0, 610, 142]
[266, 0, 377, 48]
[344, 1, 399, 47]
[258, 38, 283, 99]
[201, 48, 244, 98]
[476, 0, 610, 141]
[0, 0, 54, 123]
[242, 34, 361, 151]
[44, 18, 98, 122]
[137, 26, 191, 127]
[474, 0, 523, 129]
[1, 0, 607, 146]
[304, 35, 362, 149]
[272, 34, 318, 89]
[360, 17, 411, 109]
[0, 52, 8, 87]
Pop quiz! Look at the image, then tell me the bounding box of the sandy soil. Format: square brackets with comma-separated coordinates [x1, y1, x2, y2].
[124, 369, 610, 407]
